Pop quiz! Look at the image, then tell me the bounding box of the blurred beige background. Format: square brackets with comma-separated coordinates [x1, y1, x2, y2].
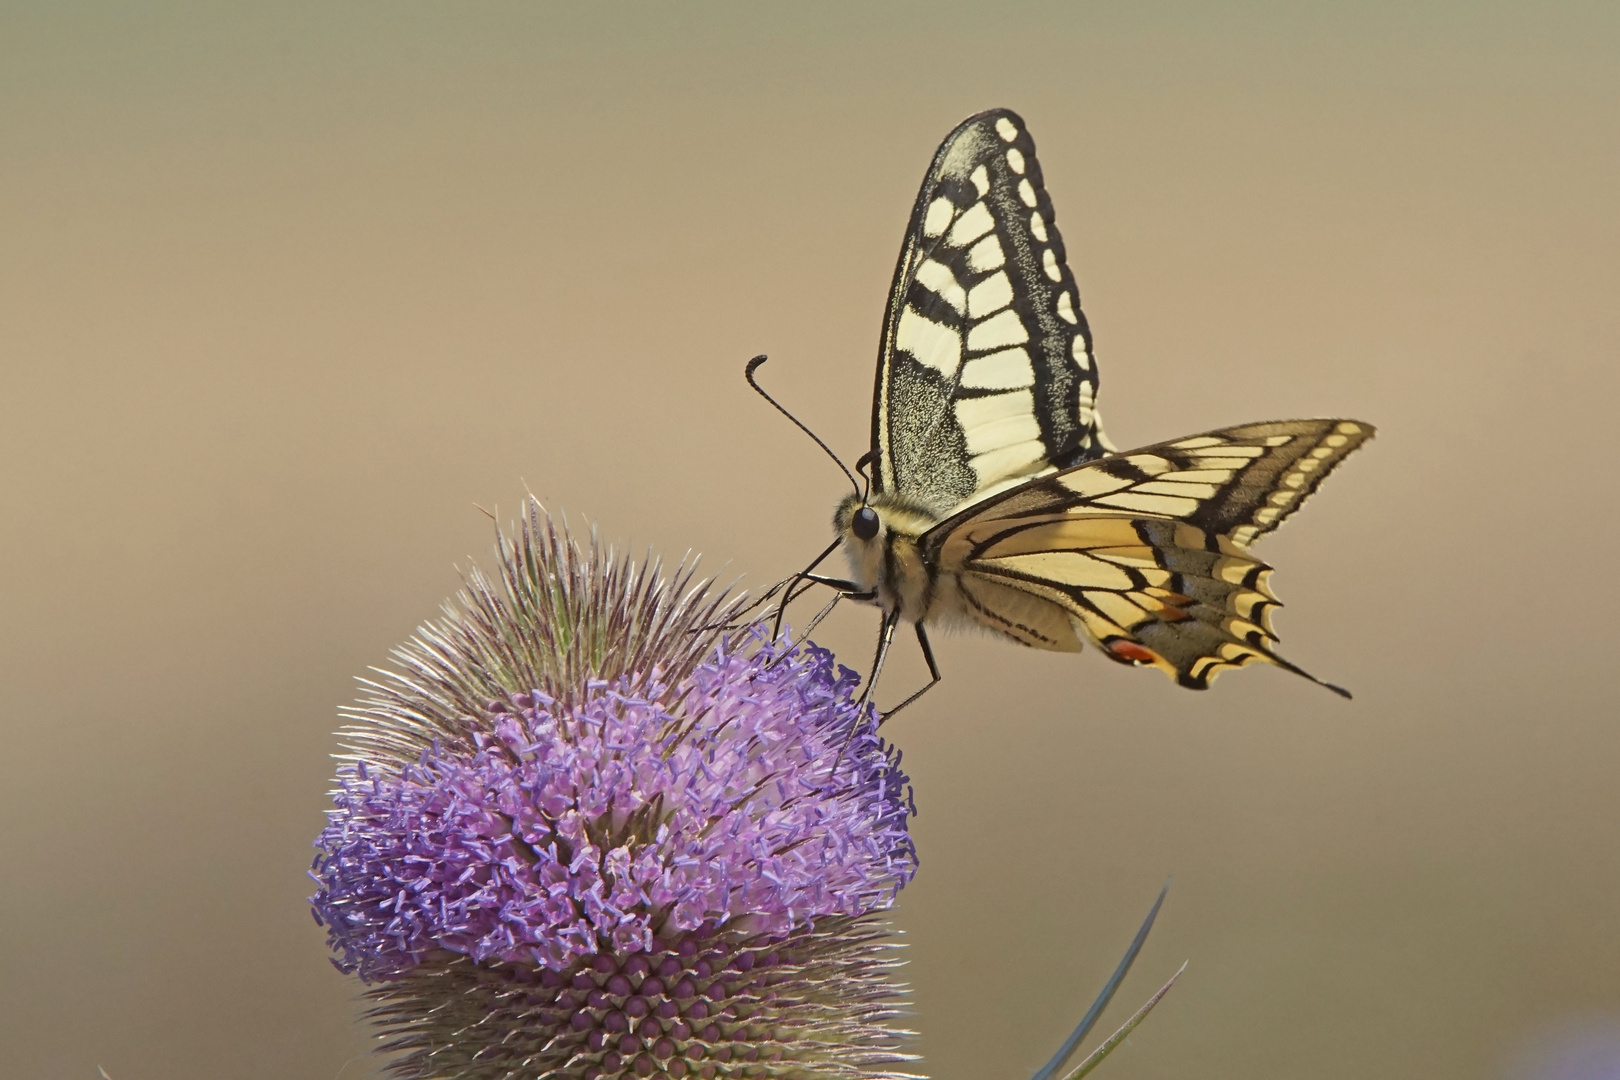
[3, 3, 1617, 1078]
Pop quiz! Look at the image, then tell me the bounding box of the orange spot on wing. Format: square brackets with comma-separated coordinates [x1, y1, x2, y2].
[1138, 590, 1194, 622]
[1106, 640, 1158, 665]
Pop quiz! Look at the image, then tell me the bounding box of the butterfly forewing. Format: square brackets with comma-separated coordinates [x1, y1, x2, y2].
[924, 419, 1373, 692]
[874, 109, 1110, 515]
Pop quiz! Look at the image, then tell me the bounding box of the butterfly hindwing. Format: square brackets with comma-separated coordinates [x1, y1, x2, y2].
[924, 419, 1374, 692]
[949, 514, 1310, 692]
[873, 108, 1110, 514]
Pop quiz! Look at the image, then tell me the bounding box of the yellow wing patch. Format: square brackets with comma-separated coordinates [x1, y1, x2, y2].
[922, 419, 1373, 695]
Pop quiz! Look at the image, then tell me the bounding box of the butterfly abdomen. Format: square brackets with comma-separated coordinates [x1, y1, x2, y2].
[933, 572, 1086, 651]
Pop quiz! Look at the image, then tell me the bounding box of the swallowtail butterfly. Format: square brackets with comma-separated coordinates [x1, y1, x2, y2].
[763, 108, 1373, 715]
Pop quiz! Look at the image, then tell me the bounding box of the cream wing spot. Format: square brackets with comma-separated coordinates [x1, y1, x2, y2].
[1094, 491, 1202, 517]
[896, 306, 962, 379]
[966, 271, 1014, 318]
[1137, 480, 1220, 498]
[967, 234, 1006, 271]
[966, 308, 1029, 351]
[947, 202, 995, 246]
[1061, 470, 1133, 497]
[1159, 468, 1233, 484]
[985, 551, 1134, 591]
[913, 259, 965, 314]
[1122, 454, 1171, 475]
[1056, 290, 1078, 324]
[1006, 147, 1026, 174]
[1189, 445, 1265, 459]
[1018, 179, 1038, 207]
[1029, 211, 1049, 242]
[1223, 616, 1267, 642]
[1133, 593, 1180, 618]
[995, 116, 1019, 141]
[969, 440, 1047, 483]
[1042, 248, 1061, 281]
[1232, 589, 1272, 622]
[1092, 547, 1160, 569]
[1325, 433, 1350, 448]
[1075, 609, 1128, 641]
[1086, 591, 1150, 629]
[956, 390, 1041, 454]
[999, 518, 1143, 551]
[1253, 568, 1277, 599]
[970, 165, 990, 196]
[961, 347, 1035, 389]
[1337, 421, 1363, 435]
[922, 197, 955, 238]
[1071, 337, 1092, 370]
[1171, 436, 1224, 449]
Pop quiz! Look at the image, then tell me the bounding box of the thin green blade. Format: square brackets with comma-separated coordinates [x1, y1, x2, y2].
[1062, 961, 1187, 1080]
[1030, 880, 1170, 1080]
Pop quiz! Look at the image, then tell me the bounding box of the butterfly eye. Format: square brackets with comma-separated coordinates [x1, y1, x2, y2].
[852, 507, 880, 541]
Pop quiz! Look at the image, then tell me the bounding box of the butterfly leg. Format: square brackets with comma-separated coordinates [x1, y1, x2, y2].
[875, 623, 943, 726]
[856, 609, 901, 713]
[799, 574, 872, 597]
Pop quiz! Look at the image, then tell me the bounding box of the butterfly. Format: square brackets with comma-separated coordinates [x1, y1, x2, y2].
[754, 108, 1373, 716]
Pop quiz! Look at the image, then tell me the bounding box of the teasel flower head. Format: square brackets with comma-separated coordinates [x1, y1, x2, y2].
[310, 500, 920, 1080]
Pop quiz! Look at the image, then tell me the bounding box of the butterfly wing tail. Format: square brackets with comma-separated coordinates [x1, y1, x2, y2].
[1119, 520, 1351, 697]
[961, 516, 1351, 697]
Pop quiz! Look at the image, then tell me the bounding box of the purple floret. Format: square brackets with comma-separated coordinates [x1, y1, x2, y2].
[311, 629, 916, 982]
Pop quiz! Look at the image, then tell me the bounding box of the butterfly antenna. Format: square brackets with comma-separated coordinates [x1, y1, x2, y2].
[746, 355, 860, 497]
[853, 450, 875, 502]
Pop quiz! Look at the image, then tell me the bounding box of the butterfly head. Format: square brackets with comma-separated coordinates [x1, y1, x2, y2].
[834, 493, 945, 614]
[833, 498, 887, 577]
[834, 493, 938, 544]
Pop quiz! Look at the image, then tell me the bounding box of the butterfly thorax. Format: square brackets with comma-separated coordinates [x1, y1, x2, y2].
[833, 492, 946, 621]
